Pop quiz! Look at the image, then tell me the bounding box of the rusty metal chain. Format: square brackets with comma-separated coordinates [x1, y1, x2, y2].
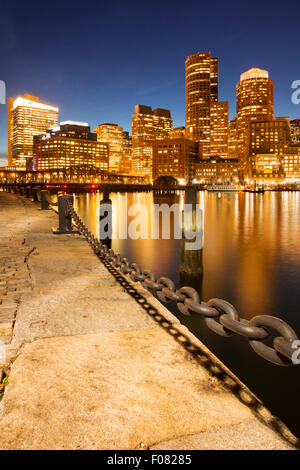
[67, 200, 299, 367]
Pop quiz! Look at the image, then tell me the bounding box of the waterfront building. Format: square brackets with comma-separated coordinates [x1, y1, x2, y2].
[249, 153, 285, 181]
[210, 101, 229, 159]
[132, 105, 173, 178]
[8, 94, 59, 169]
[282, 145, 300, 180]
[185, 52, 218, 158]
[236, 68, 274, 163]
[94, 123, 124, 173]
[290, 119, 300, 144]
[248, 117, 290, 158]
[34, 121, 109, 171]
[152, 137, 200, 183]
[195, 158, 240, 183]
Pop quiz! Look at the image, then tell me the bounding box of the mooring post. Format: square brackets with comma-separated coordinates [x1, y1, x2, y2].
[52, 194, 78, 234]
[32, 187, 39, 202]
[40, 190, 50, 210]
[25, 186, 31, 198]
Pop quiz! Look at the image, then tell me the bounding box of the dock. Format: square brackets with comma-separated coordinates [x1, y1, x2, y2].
[0, 191, 298, 450]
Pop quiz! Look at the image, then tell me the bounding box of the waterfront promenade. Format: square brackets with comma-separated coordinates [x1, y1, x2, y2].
[0, 191, 298, 450]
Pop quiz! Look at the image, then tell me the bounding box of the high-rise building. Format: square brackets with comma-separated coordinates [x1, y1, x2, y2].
[8, 94, 59, 168]
[236, 68, 274, 163]
[152, 137, 200, 182]
[118, 131, 133, 174]
[132, 105, 173, 178]
[185, 52, 218, 157]
[290, 119, 300, 144]
[228, 118, 238, 158]
[210, 101, 229, 159]
[94, 123, 124, 173]
[34, 121, 109, 171]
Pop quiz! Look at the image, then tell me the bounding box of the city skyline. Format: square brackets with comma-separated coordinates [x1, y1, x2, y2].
[1, 1, 300, 164]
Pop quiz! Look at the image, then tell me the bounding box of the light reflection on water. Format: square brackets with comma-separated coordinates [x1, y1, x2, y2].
[74, 190, 300, 437]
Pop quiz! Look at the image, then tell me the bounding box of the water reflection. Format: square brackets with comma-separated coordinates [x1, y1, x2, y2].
[74, 190, 300, 436]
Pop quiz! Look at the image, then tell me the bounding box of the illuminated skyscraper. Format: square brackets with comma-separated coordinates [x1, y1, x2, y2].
[132, 105, 173, 178]
[34, 121, 109, 171]
[228, 118, 238, 158]
[118, 131, 133, 174]
[210, 101, 228, 159]
[8, 94, 59, 168]
[236, 68, 274, 162]
[94, 123, 124, 173]
[185, 52, 218, 157]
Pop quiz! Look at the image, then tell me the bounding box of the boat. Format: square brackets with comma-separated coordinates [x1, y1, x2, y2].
[206, 184, 239, 192]
[244, 181, 265, 193]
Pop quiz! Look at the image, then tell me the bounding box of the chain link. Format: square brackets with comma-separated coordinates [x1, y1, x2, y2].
[66, 200, 300, 367]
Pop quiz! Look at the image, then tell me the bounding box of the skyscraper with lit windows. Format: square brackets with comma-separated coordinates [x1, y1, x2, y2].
[94, 123, 124, 173]
[236, 68, 274, 163]
[132, 105, 173, 178]
[34, 121, 109, 171]
[8, 94, 59, 168]
[210, 101, 229, 159]
[185, 52, 218, 158]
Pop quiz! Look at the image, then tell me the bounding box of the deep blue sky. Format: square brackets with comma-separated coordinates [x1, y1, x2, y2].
[1, 0, 300, 164]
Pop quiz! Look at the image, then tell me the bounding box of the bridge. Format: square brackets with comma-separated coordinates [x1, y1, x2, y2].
[0, 164, 148, 185]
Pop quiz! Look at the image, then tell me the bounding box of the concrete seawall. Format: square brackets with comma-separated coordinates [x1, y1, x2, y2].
[0, 191, 298, 450]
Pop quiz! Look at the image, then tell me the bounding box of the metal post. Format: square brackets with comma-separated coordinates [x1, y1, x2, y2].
[40, 190, 50, 210]
[25, 186, 31, 198]
[32, 187, 39, 202]
[52, 194, 78, 234]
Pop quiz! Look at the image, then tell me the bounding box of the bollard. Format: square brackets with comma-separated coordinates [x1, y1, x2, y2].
[99, 188, 112, 248]
[25, 186, 31, 198]
[52, 194, 78, 234]
[40, 190, 50, 210]
[32, 187, 39, 202]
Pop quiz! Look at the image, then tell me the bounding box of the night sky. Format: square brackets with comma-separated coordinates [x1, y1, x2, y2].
[1, 0, 300, 164]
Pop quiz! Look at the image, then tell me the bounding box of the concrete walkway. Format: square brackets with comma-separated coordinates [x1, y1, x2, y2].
[0, 191, 298, 450]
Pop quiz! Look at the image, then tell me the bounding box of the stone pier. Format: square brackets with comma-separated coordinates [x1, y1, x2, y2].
[0, 191, 298, 450]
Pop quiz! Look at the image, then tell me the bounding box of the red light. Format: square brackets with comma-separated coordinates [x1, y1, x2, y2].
[63, 185, 68, 189]
[45, 185, 49, 189]
[91, 184, 96, 189]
